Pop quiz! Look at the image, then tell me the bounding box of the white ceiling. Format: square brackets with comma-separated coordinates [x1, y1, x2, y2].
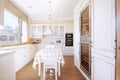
[10, 0, 79, 20]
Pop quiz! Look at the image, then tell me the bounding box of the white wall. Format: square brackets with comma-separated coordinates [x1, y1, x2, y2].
[0, 0, 4, 25]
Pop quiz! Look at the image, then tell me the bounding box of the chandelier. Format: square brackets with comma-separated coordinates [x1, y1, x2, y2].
[48, 0, 52, 19]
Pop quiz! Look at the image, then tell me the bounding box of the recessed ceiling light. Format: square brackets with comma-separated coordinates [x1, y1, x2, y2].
[28, 6, 32, 8]
[49, 0, 52, 4]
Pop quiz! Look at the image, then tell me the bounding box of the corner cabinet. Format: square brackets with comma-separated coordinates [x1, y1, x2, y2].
[30, 24, 43, 38]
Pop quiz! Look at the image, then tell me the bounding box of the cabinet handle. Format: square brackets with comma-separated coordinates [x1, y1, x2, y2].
[118, 47, 120, 49]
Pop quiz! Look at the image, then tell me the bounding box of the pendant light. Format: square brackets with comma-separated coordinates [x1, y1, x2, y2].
[43, 0, 53, 35]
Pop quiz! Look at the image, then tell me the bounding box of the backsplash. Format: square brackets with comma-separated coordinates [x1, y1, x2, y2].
[41, 36, 64, 46]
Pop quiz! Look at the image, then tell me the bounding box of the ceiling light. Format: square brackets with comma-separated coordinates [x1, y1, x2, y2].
[49, 1, 52, 4]
[28, 5, 32, 8]
[48, 0, 53, 20]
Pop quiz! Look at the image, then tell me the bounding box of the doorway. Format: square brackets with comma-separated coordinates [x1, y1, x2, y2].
[116, 0, 120, 80]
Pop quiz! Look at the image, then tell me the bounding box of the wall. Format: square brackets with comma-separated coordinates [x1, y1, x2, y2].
[5, 0, 28, 22]
[73, 0, 90, 79]
[0, 0, 4, 25]
[0, 0, 29, 25]
[31, 19, 73, 24]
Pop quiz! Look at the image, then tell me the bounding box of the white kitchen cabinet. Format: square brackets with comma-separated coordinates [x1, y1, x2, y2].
[91, 0, 115, 80]
[91, 53, 115, 80]
[65, 23, 73, 33]
[15, 46, 29, 72]
[54, 24, 65, 38]
[0, 51, 15, 80]
[29, 44, 37, 58]
[15, 45, 37, 72]
[30, 24, 43, 38]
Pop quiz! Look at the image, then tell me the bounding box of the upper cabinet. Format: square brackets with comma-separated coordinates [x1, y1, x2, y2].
[54, 24, 65, 38]
[65, 23, 74, 33]
[30, 24, 43, 38]
[29, 23, 73, 39]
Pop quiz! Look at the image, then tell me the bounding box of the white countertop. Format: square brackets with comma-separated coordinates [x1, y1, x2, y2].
[0, 50, 15, 56]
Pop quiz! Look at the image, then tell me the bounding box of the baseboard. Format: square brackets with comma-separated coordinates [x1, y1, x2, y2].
[63, 54, 74, 56]
[74, 64, 90, 80]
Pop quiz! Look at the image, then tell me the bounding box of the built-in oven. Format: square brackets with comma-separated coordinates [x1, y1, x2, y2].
[65, 33, 73, 46]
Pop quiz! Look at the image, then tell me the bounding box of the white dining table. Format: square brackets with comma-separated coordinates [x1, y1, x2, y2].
[32, 48, 65, 79]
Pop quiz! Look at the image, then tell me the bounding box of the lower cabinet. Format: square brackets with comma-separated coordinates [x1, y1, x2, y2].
[15, 47, 26, 72]
[0, 51, 15, 80]
[91, 53, 115, 80]
[15, 45, 37, 72]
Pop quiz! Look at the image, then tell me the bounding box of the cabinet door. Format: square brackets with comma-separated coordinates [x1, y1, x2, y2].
[91, 0, 115, 79]
[31, 25, 36, 37]
[54, 25, 65, 37]
[0, 52, 15, 80]
[54, 26, 59, 37]
[91, 54, 115, 80]
[59, 25, 64, 37]
[65, 23, 73, 33]
[30, 45, 37, 59]
[30, 24, 43, 38]
[15, 47, 26, 72]
[91, 0, 115, 58]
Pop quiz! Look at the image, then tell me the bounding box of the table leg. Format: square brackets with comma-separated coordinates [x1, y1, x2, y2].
[38, 62, 40, 76]
[40, 63, 43, 80]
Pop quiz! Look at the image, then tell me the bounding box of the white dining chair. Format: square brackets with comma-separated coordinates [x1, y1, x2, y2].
[43, 60, 58, 80]
[43, 52, 59, 80]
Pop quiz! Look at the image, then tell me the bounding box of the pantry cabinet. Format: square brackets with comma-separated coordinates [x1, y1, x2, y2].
[73, 0, 115, 80]
[91, 0, 115, 80]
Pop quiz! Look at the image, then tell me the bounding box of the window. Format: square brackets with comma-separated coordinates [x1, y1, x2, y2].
[1, 9, 20, 45]
[21, 21, 28, 43]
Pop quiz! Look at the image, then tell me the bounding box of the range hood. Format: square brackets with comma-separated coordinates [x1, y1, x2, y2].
[43, 25, 53, 35]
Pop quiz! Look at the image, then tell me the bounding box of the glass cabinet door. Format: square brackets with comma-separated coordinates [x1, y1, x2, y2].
[31, 24, 42, 38]
[54, 25, 64, 37]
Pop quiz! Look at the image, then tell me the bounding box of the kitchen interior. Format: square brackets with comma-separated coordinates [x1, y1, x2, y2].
[0, 0, 118, 80]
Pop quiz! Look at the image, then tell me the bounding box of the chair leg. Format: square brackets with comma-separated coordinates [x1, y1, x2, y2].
[55, 68, 57, 80]
[38, 63, 40, 76]
[43, 65, 45, 80]
[58, 63, 60, 76]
